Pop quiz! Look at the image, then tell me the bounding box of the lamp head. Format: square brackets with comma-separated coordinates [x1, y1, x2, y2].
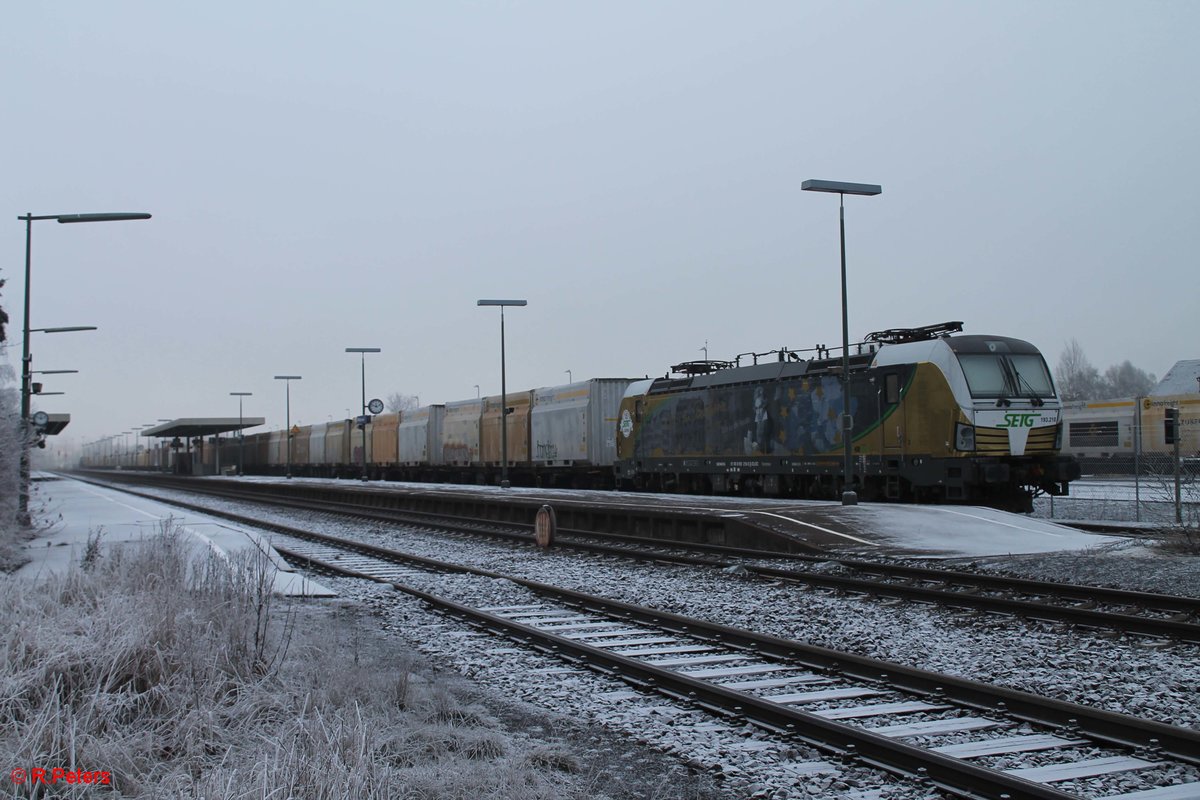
[801, 179, 881, 196]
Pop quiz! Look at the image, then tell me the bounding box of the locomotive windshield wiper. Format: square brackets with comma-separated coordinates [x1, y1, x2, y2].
[1009, 360, 1046, 407]
[995, 358, 1018, 407]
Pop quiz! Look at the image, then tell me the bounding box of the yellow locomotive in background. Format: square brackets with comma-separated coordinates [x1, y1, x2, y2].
[1061, 394, 1199, 474]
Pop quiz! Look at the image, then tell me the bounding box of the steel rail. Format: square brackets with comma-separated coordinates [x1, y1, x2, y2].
[66, 474, 1200, 771]
[79, 471, 1200, 611]
[73, 473, 1200, 642]
[281, 546, 1081, 800]
[260, 522, 1200, 768]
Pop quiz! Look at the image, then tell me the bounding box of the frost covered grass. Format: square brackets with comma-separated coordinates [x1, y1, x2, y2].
[0, 526, 592, 799]
[0, 358, 27, 570]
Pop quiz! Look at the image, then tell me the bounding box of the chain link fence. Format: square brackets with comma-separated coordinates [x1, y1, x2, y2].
[1032, 465, 1199, 526]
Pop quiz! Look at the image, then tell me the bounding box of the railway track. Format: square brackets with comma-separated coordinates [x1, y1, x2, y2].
[75, 474, 1200, 644]
[64, 474, 1200, 797]
[250, 517, 1200, 799]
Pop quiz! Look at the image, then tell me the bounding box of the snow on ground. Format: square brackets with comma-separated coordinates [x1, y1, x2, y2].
[78, 478, 1200, 798]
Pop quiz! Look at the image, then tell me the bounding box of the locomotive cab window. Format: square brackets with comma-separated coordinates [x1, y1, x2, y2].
[884, 373, 900, 404]
[958, 354, 1055, 400]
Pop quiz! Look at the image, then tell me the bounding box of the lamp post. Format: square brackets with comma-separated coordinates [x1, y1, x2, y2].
[565, 369, 572, 383]
[345, 348, 381, 481]
[231, 392, 252, 476]
[134, 427, 144, 463]
[274, 376, 302, 478]
[801, 179, 881, 506]
[476, 299, 527, 488]
[23, 326, 94, 479]
[31, 370, 77, 402]
[157, 419, 172, 472]
[141, 422, 158, 471]
[17, 211, 150, 525]
[122, 430, 135, 467]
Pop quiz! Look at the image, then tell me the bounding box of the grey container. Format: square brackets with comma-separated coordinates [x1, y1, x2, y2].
[399, 405, 445, 466]
[309, 422, 329, 464]
[440, 399, 482, 466]
[531, 378, 633, 467]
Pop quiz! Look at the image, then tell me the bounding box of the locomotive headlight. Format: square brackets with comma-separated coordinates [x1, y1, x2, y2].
[955, 422, 975, 452]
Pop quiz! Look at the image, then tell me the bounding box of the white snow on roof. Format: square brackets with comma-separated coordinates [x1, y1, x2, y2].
[1152, 359, 1200, 395]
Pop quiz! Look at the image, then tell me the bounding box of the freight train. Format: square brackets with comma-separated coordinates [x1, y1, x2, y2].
[96, 322, 1081, 511]
[613, 322, 1077, 511]
[1060, 395, 1200, 475]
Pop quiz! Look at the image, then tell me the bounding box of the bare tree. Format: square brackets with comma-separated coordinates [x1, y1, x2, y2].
[385, 392, 420, 413]
[1055, 339, 1103, 401]
[0, 275, 8, 344]
[1, 273, 22, 540]
[1102, 361, 1156, 398]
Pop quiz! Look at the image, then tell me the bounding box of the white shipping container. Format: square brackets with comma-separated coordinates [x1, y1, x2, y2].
[309, 422, 328, 464]
[399, 405, 445, 465]
[441, 399, 482, 465]
[532, 378, 632, 467]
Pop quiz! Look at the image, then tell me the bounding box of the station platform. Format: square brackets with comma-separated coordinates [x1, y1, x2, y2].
[164, 474, 1120, 560]
[435, 483, 1125, 559]
[13, 474, 334, 596]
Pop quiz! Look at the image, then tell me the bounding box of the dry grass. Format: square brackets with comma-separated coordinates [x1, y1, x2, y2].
[1151, 527, 1200, 555]
[0, 525, 588, 799]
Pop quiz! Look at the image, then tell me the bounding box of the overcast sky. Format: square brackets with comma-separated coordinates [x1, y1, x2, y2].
[4, 1, 1197, 452]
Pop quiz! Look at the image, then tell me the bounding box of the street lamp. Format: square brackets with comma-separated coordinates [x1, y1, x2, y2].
[344, 347, 381, 482]
[29, 369, 77, 398]
[140, 422, 159, 470]
[156, 419, 172, 472]
[274, 376, 302, 478]
[17, 210, 150, 525]
[132, 425, 147, 467]
[565, 369, 572, 383]
[231, 392, 252, 476]
[29, 326, 97, 333]
[801, 179, 881, 506]
[476, 299, 527, 488]
[22, 325, 95, 482]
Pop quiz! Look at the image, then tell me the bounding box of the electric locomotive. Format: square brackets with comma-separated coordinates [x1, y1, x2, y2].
[614, 322, 1079, 511]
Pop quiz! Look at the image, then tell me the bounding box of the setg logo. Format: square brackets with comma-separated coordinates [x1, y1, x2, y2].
[998, 413, 1038, 428]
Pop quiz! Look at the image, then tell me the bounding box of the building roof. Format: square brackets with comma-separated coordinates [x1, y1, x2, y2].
[141, 417, 265, 438]
[1151, 360, 1200, 396]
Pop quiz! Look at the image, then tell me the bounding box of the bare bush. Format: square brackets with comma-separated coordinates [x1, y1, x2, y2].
[1152, 527, 1200, 555]
[0, 526, 599, 798]
[0, 356, 25, 567]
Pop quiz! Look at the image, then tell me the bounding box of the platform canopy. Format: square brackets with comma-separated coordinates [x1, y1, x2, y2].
[141, 417, 265, 439]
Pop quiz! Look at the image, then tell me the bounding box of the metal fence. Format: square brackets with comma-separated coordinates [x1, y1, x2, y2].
[1033, 467, 1200, 526]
